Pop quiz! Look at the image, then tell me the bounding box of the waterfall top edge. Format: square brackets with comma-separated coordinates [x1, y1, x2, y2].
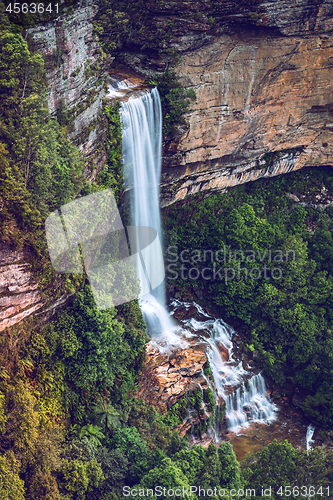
[107, 73, 155, 102]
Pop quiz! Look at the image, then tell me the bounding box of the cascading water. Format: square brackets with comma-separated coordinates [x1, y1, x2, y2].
[121, 89, 182, 348]
[225, 374, 277, 433]
[171, 300, 277, 434]
[306, 424, 315, 453]
[121, 87, 277, 436]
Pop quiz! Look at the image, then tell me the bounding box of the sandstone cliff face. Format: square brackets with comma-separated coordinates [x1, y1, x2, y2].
[0, 1, 107, 333]
[28, 0, 109, 177]
[117, 0, 333, 206]
[161, 28, 333, 205]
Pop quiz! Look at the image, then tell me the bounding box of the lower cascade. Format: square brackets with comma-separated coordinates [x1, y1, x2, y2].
[306, 424, 315, 453]
[171, 300, 278, 435]
[225, 374, 277, 433]
[120, 88, 278, 435]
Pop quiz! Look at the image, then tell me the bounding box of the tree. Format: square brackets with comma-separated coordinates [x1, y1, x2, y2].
[28, 469, 60, 500]
[242, 440, 298, 500]
[4, 382, 40, 459]
[78, 425, 105, 448]
[92, 402, 120, 439]
[59, 459, 104, 500]
[138, 457, 193, 500]
[218, 442, 242, 490]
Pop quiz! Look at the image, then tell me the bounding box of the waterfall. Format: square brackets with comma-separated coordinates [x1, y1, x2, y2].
[225, 374, 277, 433]
[306, 424, 315, 453]
[171, 300, 278, 434]
[121, 89, 182, 348]
[207, 320, 277, 433]
[121, 88, 277, 436]
[121, 88, 164, 303]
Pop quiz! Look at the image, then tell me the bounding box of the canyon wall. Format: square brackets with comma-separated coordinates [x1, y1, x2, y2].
[118, 0, 333, 206]
[0, 0, 106, 332]
[161, 27, 333, 205]
[3, 0, 333, 330]
[0, 243, 70, 332]
[27, 0, 109, 179]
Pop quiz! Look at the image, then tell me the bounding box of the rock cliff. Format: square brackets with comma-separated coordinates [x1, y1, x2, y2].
[3, 0, 333, 332]
[27, 0, 109, 178]
[116, 0, 333, 206]
[0, 243, 69, 332]
[161, 26, 333, 205]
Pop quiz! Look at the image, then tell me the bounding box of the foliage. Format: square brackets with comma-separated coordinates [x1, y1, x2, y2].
[94, 0, 179, 56]
[92, 402, 120, 438]
[162, 386, 216, 437]
[39, 283, 147, 420]
[27, 469, 60, 500]
[0, 451, 25, 500]
[59, 458, 104, 500]
[78, 425, 106, 448]
[90, 102, 123, 202]
[0, 6, 85, 248]
[3, 382, 40, 459]
[163, 166, 333, 426]
[149, 72, 196, 138]
[138, 456, 192, 498]
[241, 440, 333, 500]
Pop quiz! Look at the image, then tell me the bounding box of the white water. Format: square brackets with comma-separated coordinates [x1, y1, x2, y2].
[121, 89, 183, 349]
[225, 374, 277, 433]
[306, 424, 315, 453]
[171, 300, 277, 434]
[121, 88, 277, 434]
[107, 78, 138, 98]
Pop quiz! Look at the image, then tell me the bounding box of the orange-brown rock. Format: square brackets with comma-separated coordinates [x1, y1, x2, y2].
[161, 30, 333, 205]
[135, 341, 208, 407]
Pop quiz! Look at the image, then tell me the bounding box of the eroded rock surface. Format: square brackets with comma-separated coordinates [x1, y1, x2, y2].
[0, 243, 69, 332]
[161, 30, 333, 205]
[136, 340, 208, 407]
[27, 0, 109, 176]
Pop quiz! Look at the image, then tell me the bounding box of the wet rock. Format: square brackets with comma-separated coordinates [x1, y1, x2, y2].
[135, 340, 208, 407]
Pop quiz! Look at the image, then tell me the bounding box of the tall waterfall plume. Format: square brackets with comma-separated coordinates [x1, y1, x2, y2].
[121, 89, 181, 347]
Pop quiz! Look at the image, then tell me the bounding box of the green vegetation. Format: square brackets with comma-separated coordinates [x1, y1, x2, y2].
[0, 3, 85, 250]
[95, 2, 197, 141]
[164, 166, 333, 427]
[149, 72, 196, 138]
[91, 101, 124, 202]
[162, 385, 218, 438]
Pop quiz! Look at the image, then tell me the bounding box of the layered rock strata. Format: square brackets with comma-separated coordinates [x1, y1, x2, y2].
[136, 340, 208, 407]
[161, 28, 333, 205]
[116, 1, 333, 206]
[27, 0, 109, 177]
[0, 243, 69, 332]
